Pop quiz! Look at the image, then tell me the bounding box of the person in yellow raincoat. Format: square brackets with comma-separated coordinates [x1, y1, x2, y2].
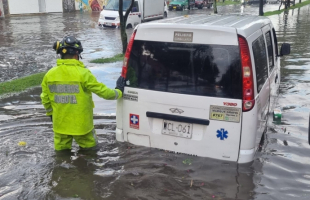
[40, 35, 125, 150]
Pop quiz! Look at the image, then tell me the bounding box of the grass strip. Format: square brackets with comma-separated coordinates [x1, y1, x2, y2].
[90, 53, 124, 64]
[218, 0, 241, 6]
[0, 72, 46, 96]
[264, 0, 310, 16]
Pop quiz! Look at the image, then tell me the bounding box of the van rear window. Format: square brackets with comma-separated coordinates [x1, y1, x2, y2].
[126, 40, 242, 99]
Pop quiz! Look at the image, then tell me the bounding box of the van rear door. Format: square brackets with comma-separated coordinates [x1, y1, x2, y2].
[120, 25, 243, 162]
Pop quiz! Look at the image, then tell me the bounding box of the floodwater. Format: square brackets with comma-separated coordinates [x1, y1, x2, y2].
[1, 4, 310, 200]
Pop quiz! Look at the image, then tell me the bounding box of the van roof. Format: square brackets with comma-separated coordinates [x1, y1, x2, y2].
[145, 14, 272, 38]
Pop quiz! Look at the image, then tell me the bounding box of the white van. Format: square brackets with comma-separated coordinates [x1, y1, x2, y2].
[116, 15, 290, 163]
[98, 0, 167, 28]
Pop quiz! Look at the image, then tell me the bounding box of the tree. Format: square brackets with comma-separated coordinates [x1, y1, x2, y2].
[119, 0, 135, 54]
[259, 0, 264, 16]
[278, 0, 288, 10]
[214, 0, 218, 14]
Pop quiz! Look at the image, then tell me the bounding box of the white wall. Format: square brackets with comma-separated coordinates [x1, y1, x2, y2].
[75, 0, 80, 11]
[45, 0, 62, 12]
[8, 0, 39, 14]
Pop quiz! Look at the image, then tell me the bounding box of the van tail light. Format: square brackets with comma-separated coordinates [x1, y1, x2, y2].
[121, 30, 137, 78]
[238, 35, 255, 112]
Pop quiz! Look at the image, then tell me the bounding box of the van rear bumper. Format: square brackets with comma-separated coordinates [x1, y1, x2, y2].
[238, 148, 255, 163]
[98, 19, 120, 27]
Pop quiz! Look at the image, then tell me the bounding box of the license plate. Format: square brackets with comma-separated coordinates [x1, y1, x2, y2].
[105, 22, 112, 26]
[173, 6, 176, 9]
[162, 120, 193, 139]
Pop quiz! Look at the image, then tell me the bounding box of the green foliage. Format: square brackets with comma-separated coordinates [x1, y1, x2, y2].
[217, 0, 241, 6]
[264, 0, 310, 16]
[0, 72, 46, 96]
[264, 10, 282, 16]
[183, 158, 192, 165]
[90, 54, 124, 64]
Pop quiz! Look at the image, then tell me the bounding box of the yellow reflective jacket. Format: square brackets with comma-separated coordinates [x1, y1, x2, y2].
[40, 59, 122, 135]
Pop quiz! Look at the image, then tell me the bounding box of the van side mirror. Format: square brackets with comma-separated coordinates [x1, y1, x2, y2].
[280, 43, 290, 56]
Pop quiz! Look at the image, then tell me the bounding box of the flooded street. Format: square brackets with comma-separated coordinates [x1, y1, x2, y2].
[1, 4, 310, 200]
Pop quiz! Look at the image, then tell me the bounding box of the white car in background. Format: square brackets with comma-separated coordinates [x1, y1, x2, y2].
[98, 0, 167, 28]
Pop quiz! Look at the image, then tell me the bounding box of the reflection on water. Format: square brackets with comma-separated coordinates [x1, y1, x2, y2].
[255, 5, 310, 200]
[1, 4, 310, 200]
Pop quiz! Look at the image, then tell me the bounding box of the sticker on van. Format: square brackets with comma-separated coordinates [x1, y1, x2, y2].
[173, 32, 193, 42]
[130, 114, 139, 129]
[216, 128, 228, 140]
[210, 105, 241, 123]
[124, 94, 138, 102]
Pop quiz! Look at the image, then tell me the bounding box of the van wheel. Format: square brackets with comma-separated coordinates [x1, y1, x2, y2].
[164, 12, 167, 18]
[126, 24, 132, 29]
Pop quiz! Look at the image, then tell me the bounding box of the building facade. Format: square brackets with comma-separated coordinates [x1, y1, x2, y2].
[0, 0, 109, 17]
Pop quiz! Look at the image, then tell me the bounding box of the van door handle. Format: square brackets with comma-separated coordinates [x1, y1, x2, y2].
[275, 74, 278, 83]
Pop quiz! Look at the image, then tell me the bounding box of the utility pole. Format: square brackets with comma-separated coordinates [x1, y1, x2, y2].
[259, 0, 264, 16]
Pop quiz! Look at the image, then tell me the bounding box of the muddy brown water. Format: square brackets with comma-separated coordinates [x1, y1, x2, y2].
[1, 4, 310, 200]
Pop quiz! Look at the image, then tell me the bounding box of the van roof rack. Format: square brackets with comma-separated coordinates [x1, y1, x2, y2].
[147, 14, 271, 38]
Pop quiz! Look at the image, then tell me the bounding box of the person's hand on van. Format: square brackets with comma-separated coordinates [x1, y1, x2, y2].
[116, 76, 126, 93]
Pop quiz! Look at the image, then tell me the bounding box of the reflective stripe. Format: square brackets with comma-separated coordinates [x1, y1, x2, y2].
[54, 95, 77, 104]
[46, 108, 53, 113]
[114, 90, 119, 100]
[92, 129, 98, 145]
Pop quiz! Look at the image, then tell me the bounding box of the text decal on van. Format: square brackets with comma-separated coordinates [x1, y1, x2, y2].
[210, 105, 241, 123]
[223, 102, 237, 106]
[173, 32, 193, 43]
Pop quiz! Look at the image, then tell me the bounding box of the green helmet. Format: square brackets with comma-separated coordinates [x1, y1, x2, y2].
[53, 36, 83, 56]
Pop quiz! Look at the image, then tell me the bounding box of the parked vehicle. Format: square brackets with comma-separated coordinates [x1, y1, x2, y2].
[195, 0, 204, 9]
[205, 0, 214, 8]
[98, 0, 166, 28]
[194, 0, 214, 9]
[169, 0, 195, 11]
[189, 0, 195, 9]
[116, 15, 290, 163]
[267, 0, 280, 4]
[248, 0, 267, 4]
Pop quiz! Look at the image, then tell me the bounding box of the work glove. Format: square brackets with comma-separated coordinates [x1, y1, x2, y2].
[115, 76, 126, 93]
